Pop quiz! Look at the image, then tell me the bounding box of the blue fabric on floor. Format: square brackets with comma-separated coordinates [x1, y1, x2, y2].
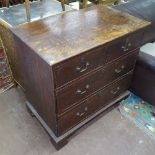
[119, 93, 155, 140]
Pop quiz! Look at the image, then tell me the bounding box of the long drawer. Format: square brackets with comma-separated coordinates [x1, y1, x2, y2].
[106, 30, 142, 63]
[53, 46, 107, 88]
[57, 72, 132, 135]
[56, 50, 138, 114]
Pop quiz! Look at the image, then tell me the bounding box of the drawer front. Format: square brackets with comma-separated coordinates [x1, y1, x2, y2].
[106, 31, 142, 62]
[57, 72, 132, 135]
[56, 68, 106, 114]
[56, 50, 138, 114]
[53, 46, 106, 88]
[104, 50, 139, 83]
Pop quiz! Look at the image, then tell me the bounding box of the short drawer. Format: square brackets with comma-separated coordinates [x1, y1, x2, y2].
[53, 46, 106, 88]
[57, 72, 132, 135]
[56, 50, 138, 114]
[104, 50, 139, 83]
[106, 31, 142, 62]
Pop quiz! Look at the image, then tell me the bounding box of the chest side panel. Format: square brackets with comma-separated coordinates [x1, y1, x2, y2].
[13, 35, 58, 135]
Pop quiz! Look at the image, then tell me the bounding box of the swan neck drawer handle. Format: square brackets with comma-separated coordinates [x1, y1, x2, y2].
[76, 62, 90, 73]
[76, 107, 88, 117]
[122, 42, 131, 52]
[110, 86, 120, 95]
[115, 65, 125, 73]
[76, 84, 90, 95]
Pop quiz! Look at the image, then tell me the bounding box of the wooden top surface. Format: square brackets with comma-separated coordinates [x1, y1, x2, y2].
[11, 5, 150, 65]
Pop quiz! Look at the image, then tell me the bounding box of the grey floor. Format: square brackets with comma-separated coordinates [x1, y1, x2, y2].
[0, 87, 155, 155]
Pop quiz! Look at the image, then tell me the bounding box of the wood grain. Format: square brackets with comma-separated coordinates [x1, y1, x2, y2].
[10, 5, 150, 149]
[10, 5, 150, 65]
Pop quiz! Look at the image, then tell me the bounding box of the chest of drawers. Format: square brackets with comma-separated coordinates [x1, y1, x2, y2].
[10, 5, 150, 150]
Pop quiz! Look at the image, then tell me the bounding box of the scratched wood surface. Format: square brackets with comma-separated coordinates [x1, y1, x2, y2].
[11, 5, 150, 65]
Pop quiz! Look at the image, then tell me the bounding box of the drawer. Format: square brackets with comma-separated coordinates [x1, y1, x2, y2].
[104, 50, 139, 83]
[56, 50, 138, 114]
[106, 31, 142, 62]
[53, 46, 106, 88]
[56, 68, 106, 114]
[57, 72, 132, 135]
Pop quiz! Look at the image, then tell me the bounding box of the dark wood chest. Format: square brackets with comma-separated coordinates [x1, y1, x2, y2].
[10, 5, 150, 150]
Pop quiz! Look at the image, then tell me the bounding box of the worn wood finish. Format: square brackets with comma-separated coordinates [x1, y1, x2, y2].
[57, 72, 132, 135]
[26, 91, 130, 150]
[10, 5, 150, 150]
[14, 36, 58, 134]
[56, 67, 105, 114]
[104, 49, 139, 82]
[11, 5, 149, 66]
[54, 46, 106, 88]
[106, 31, 143, 62]
[56, 50, 138, 114]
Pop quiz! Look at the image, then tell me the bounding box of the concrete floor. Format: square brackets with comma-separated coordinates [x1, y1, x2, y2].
[0, 87, 155, 155]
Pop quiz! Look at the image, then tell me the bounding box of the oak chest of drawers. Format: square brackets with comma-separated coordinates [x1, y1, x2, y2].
[10, 5, 150, 149]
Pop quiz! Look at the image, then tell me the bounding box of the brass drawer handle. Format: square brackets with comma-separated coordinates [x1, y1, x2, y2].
[76, 62, 90, 73]
[121, 46, 128, 52]
[115, 65, 125, 73]
[76, 84, 90, 95]
[121, 42, 131, 52]
[76, 107, 88, 117]
[110, 86, 120, 95]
